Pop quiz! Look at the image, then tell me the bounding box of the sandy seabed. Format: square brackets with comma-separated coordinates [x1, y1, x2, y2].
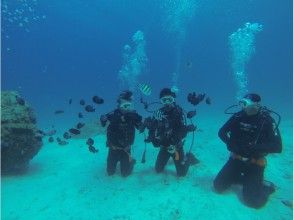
[2, 117, 293, 220]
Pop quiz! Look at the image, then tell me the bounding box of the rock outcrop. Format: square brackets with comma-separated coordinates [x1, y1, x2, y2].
[1, 91, 43, 174]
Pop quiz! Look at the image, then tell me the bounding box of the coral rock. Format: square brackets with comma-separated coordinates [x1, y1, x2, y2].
[1, 91, 43, 174]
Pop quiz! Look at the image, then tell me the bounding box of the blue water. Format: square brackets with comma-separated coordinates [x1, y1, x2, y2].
[2, 0, 292, 127]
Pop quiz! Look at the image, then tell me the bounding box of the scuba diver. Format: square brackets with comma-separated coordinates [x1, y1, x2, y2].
[143, 88, 196, 177]
[100, 90, 143, 177]
[213, 93, 282, 208]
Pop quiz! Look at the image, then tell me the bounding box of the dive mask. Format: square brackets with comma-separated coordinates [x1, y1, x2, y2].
[160, 95, 175, 105]
[239, 98, 259, 108]
[119, 101, 134, 111]
[239, 98, 260, 115]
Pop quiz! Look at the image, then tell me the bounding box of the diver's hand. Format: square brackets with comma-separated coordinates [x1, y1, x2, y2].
[152, 138, 161, 147]
[227, 139, 237, 152]
[167, 145, 176, 154]
[144, 136, 152, 143]
[186, 124, 196, 132]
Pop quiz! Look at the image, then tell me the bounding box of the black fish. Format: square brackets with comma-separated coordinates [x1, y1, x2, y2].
[69, 98, 72, 104]
[205, 97, 211, 105]
[80, 99, 85, 105]
[69, 128, 81, 135]
[56, 137, 62, 142]
[48, 137, 54, 143]
[78, 112, 83, 118]
[187, 92, 205, 106]
[187, 110, 196, 119]
[92, 96, 104, 104]
[58, 140, 68, 146]
[63, 132, 71, 139]
[86, 138, 94, 146]
[88, 145, 98, 153]
[85, 105, 95, 112]
[16, 96, 25, 105]
[76, 122, 85, 129]
[54, 110, 64, 114]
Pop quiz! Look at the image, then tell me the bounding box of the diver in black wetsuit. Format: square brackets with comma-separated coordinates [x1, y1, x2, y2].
[213, 93, 282, 208]
[144, 88, 196, 177]
[100, 90, 143, 177]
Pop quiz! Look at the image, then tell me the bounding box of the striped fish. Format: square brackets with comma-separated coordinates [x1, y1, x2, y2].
[153, 110, 166, 121]
[139, 83, 152, 96]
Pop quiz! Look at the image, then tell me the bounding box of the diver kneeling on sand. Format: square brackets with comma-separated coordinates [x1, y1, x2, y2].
[213, 93, 282, 208]
[100, 90, 143, 177]
[142, 88, 196, 177]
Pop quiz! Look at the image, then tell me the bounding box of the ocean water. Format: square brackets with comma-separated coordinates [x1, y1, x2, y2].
[1, 0, 293, 219]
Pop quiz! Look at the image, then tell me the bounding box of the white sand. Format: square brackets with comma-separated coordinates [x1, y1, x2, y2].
[2, 117, 293, 220]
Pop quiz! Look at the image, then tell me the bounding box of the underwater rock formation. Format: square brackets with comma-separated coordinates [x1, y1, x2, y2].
[1, 91, 43, 174]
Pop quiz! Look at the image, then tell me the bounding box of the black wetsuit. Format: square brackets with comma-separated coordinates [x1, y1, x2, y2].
[214, 110, 282, 208]
[145, 104, 191, 177]
[100, 109, 142, 177]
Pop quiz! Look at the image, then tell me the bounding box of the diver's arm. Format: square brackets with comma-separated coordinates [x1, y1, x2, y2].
[143, 117, 158, 144]
[251, 119, 282, 154]
[144, 117, 153, 129]
[218, 116, 235, 144]
[173, 108, 188, 143]
[134, 113, 144, 132]
[100, 112, 113, 127]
